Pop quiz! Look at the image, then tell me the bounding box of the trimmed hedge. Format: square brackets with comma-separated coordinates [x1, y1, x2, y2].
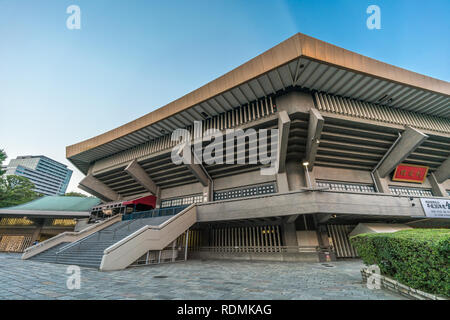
[350, 229, 450, 297]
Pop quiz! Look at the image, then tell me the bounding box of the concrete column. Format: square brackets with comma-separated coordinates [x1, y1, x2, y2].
[203, 181, 213, 203]
[373, 170, 390, 194]
[31, 219, 44, 242]
[282, 222, 298, 252]
[429, 172, 447, 197]
[285, 160, 305, 191]
[276, 172, 290, 193]
[79, 174, 120, 202]
[155, 187, 162, 208]
[277, 111, 291, 173]
[434, 157, 450, 184]
[304, 108, 324, 170]
[377, 126, 428, 178]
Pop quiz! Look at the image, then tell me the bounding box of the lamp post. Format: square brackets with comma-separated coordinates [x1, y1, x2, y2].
[302, 161, 312, 188]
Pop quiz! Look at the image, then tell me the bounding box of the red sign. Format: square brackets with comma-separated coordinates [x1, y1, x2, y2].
[392, 164, 429, 183]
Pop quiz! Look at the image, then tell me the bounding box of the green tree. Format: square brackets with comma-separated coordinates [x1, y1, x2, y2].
[0, 175, 41, 207]
[0, 149, 6, 176]
[0, 149, 41, 208]
[64, 192, 87, 197]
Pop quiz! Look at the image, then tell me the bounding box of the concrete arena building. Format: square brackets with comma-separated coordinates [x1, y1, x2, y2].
[63, 33, 449, 266]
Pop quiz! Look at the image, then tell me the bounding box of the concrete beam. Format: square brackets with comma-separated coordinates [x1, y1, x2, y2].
[179, 145, 211, 187]
[434, 157, 450, 184]
[277, 111, 291, 173]
[124, 160, 159, 195]
[429, 172, 447, 197]
[304, 108, 324, 170]
[79, 175, 120, 202]
[377, 127, 428, 178]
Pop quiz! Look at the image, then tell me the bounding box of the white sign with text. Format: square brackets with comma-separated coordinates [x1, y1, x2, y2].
[420, 198, 450, 218]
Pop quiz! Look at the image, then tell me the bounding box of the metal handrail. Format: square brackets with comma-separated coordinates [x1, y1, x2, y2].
[55, 231, 99, 256]
[122, 205, 188, 221]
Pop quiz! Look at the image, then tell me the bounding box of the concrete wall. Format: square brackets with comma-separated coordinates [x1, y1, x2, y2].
[214, 171, 276, 191]
[313, 166, 372, 184]
[160, 182, 203, 199]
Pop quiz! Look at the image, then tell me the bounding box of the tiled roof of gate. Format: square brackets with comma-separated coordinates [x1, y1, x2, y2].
[0, 196, 101, 212]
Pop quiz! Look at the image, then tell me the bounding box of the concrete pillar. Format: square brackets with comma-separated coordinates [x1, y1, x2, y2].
[155, 187, 162, 208]
[429, 172, 447, 197]
[304, 108, 324, 170]
[31, 219, 44, 242]
[285, 160, 305, 191]
[434, 157, 450, 184]
[373, 170, 390, 194]
[277, 111, 291, 173]
[282, 222, 298, 252]
[203, 181, 213, 203]
[276, 172, 290, 193]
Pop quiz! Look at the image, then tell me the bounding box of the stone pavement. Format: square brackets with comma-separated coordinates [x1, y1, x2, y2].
[0, 253, 404, 300]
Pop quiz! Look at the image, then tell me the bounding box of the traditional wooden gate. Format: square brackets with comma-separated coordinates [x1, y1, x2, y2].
[0, 235, 33, 252]
[327, 225, 358, 258]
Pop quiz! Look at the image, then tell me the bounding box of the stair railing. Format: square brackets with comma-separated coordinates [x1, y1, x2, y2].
[55, 231, 99, 260]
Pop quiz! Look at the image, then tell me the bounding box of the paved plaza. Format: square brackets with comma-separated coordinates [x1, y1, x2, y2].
[0, 253, 403, 300]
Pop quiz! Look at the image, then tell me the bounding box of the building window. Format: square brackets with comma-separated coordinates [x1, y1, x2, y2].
[389, 186, 433, 197]
[213, 183, 276, 201]
[316, 181, 376, 193]
[161, 194, 203, 208]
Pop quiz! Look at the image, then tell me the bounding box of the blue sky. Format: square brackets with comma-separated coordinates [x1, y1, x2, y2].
[0, 0, 449, 193]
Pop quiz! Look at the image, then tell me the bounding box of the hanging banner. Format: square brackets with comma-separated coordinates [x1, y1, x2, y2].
[420, 198, 450, 218]
[392, 164, 428, 183]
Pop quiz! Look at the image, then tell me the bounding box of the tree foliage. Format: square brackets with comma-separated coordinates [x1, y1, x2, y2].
[0, 149, 6, 176]
[0, 149, 42, 208]
[64, 192, 87, 197]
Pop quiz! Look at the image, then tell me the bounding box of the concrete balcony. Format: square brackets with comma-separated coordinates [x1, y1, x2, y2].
[196, 189, 434, 222]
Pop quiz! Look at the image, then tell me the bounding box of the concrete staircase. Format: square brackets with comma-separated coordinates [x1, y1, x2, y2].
[29, 216, 173, 268]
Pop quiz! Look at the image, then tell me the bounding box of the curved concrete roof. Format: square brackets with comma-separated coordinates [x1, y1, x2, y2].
[67, 32, 450, 163]
[0, 196, 101, 212]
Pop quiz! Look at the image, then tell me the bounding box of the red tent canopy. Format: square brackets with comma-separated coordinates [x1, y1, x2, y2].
[122, 195, 157, 209]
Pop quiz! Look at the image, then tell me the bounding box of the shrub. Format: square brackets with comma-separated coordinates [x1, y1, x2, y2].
[351, 229, 450, 297]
